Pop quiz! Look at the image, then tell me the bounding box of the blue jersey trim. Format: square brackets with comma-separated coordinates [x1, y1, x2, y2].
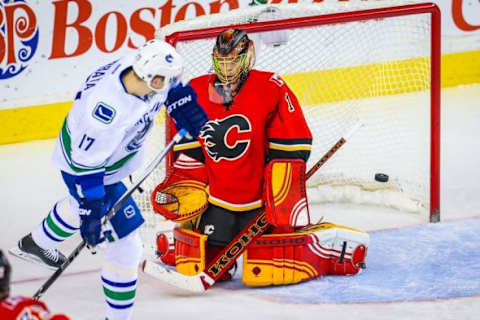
[42, 219, 63, 242]
[106, 301, 134, 310]
[101, 276, 137, 288]
[52, 203, 79, 231]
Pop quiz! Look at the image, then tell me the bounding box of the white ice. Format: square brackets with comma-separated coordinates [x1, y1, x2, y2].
[1, 84, 480, 319]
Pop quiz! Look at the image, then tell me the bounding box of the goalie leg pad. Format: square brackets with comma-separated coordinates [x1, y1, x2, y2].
[242, 232, 329, 287]
[315, 223, 369, 275]
[168, 230, 237, 281]
[174, 228, 208, 276]
[264, 159, 310, 230]
[242, 222, 369, 286]
[156, 232, 176, 266]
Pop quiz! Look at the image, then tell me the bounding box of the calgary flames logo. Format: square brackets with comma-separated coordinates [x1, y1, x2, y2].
[200, 114, 251, 162]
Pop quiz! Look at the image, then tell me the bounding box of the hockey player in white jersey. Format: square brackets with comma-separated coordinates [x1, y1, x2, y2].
[9, 39, 207, 320]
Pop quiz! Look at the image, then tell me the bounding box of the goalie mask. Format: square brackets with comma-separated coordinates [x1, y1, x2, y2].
[212, 29, 255, 92]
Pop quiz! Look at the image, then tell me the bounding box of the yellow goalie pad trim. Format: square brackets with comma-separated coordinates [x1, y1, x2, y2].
[271, 161, 293, 206]
[243, 255, 318, 287]
[175, 228, 208, 276]
[299, 221, 366, 234]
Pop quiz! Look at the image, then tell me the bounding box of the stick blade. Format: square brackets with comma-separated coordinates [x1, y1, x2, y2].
[141, 259, 208, 293]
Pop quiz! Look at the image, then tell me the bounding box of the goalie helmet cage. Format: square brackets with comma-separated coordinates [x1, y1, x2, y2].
[134, 0, 440, 248]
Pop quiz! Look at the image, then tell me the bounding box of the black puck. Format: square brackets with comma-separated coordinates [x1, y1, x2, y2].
[375, 173, 389, 183]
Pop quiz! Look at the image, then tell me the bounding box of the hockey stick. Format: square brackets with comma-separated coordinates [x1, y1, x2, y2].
[32, 129, 188, 299]
[142, 122, 362, 292]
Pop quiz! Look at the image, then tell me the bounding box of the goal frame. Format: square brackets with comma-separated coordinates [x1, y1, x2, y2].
[163, 2, 441, 223]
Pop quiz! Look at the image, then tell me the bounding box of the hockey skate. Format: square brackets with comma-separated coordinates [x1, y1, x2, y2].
[8, 233, 67, 270]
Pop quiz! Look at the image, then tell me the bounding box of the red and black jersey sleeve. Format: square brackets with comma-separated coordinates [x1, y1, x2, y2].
[266, 75, 312, 162]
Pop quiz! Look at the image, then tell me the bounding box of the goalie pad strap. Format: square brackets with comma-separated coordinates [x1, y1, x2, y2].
[264, 159, 310, 229]
[242, 222, 369, 286]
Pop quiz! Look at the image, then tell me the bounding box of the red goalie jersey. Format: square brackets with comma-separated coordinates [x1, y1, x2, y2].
[170, 70, 312, 212]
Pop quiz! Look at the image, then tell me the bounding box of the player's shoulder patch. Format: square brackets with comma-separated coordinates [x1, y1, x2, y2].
[269, 73, 284, 87]
[92, 102, 116, 124]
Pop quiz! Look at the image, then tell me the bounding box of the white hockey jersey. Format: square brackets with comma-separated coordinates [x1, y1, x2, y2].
[52, 55, 167, 185]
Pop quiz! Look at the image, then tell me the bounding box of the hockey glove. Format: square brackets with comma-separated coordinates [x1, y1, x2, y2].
[75, 172, 109, 248]
[166, 83, 208, 138]
[79, 198, 110, 247]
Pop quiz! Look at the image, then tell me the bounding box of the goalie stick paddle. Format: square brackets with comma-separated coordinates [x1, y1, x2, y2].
[32, 129, 188, 300]
[142, 121, 363, 292]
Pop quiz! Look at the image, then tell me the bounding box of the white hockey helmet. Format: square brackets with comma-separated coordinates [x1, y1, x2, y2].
[133, 39, 183, 94]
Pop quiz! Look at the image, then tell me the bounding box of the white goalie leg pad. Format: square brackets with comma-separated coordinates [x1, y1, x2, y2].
[31, 195, 80, 250]
[306, 223, 369, 275]
[102, 231, 142, 320]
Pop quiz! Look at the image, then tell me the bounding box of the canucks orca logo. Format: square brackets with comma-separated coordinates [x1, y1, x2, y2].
[0, 0, 39, 79]
[126, 113, 154, 152]
[200, 115, 251, 162]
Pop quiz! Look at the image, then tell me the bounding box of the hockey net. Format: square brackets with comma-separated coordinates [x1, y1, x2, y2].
[133, 1, 441, 253]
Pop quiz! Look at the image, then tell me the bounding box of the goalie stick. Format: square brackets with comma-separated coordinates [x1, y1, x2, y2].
[32, 128, 188, 300]
[142, 122, 362, 292]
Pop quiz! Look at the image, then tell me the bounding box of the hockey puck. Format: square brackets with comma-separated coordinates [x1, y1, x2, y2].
[374, 173, 389, 183]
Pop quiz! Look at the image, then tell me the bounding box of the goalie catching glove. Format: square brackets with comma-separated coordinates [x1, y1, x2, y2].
[151, 152, 209, 224]
[151, 180, 208, 224]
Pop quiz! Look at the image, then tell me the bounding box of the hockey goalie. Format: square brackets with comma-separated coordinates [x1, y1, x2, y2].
[149, 28, 369, 287]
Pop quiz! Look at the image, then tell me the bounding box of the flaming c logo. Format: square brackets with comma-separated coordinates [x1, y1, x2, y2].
[200, 114, 252, 162]
[0, 0, 39, 79]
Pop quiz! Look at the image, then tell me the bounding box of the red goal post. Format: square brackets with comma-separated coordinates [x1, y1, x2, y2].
[159, 2, 440, 223]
